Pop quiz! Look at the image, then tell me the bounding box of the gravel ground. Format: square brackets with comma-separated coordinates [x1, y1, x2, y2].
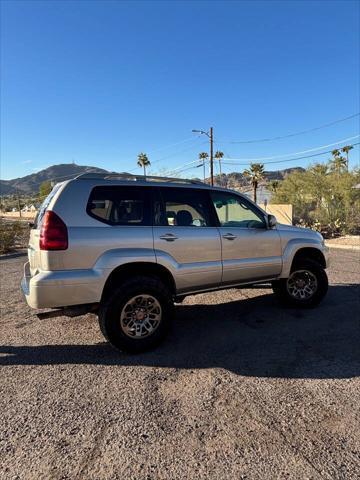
[326, 236, 360, 248]
[0, 250, 359, 480]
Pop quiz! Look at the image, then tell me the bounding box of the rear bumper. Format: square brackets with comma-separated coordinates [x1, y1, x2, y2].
[21, 261, 106, 309]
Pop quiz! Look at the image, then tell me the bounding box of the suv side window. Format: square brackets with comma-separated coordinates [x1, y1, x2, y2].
[155, 188, 214, 227]
[87, 186, 151, 226]
[211, 191, 266, 229]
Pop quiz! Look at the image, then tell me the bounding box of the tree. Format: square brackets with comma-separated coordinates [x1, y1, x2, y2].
[137, 152, 150, 176]
[269, 180, 280, 193]
[329, 154, 347, 175]
[309, 163, 328, 176]
[243, 163, 265, 203]
[308, 164, 330, 210]
[271, 161, 360, 236]
[214, 151, 224, 183]
[198, 152, 208, 182]
[39, 181, 52, 199]
[342, 145, 353, 171]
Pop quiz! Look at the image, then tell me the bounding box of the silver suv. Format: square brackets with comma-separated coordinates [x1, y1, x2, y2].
[22, 173, 329, 352]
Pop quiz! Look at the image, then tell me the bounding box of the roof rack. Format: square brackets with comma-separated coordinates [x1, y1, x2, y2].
[74, 172, 205, 185]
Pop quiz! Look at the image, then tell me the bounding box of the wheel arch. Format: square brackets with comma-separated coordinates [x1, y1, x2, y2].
[292, 247, 326, 269]
[101, 262, 176, 303]
[281, 240, 327, 278]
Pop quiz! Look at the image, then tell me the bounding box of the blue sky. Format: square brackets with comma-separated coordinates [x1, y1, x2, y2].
[1, 0, 359, 180]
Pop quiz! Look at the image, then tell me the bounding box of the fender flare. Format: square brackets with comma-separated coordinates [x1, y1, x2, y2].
[280, 239, 326, 278]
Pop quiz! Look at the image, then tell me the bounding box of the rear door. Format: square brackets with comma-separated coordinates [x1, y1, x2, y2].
[153, 187, 222, 293]
[211, 191, 282, 284]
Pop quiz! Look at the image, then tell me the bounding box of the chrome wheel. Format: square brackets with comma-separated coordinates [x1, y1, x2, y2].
[286, 270, 318, 300]
[120, 295, 162, 338]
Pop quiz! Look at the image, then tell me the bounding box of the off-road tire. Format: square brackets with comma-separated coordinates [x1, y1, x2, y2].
[99, 275, 174, 353]
[272, 259, 328, 308]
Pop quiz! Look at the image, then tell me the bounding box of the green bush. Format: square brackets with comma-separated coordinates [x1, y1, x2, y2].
[271, 164, 360, 237]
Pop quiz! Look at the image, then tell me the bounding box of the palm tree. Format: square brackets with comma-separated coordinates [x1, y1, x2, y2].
[329, 154, 347, 175]
[199, 152, 208, 182]
[342, 145, 353, 171]
[331, 149, 340, 157]
[137, 152, 151, 176]
[243, 163, 265, 204]
[214, 151, 224, 184]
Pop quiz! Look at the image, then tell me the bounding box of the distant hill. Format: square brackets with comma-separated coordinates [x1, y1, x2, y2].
[0, 163, 110, 195]
[0, 163, 305, 196]
[203, 166, 305, 187]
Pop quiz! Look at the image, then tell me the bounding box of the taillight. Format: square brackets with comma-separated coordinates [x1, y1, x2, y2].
[40, 211, 68, 250]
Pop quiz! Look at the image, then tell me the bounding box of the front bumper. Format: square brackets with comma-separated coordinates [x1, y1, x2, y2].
[21, 261, 106, 309]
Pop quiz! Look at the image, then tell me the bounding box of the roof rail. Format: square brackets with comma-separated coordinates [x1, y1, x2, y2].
[74, 172, 205, 185]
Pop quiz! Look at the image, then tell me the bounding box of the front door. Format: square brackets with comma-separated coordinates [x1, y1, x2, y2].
[210, 191, 282, 285]
[153, 187, 222, 293]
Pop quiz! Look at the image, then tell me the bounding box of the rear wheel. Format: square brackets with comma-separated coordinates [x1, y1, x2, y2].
[99, 276, 174, 353]
[272, 259, 328, 308]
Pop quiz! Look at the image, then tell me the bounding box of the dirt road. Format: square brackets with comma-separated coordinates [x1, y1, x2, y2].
[1, 250, 359, 479]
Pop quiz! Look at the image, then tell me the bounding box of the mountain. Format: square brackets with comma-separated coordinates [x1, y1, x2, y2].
[0, 163, 306, 196]
[0, 180, 18, 196]
[0, 164, 110, 196]
[202, 167, 305, 186]
[263, 167, 305, 181]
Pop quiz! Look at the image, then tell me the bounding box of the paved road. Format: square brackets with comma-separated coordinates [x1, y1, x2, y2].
[0, 250, 359, 479]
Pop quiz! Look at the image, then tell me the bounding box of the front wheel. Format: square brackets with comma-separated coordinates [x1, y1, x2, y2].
[99, 276, 174, 353]
[272, 260, 328, 308]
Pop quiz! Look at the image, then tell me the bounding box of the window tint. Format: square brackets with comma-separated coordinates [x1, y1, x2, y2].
[87, 186, 150, 226]
[211, 192, 265, 229]
[155, 188, 213, 227]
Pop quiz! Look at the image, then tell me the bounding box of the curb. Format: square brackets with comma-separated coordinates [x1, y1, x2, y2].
[326, 244, 360, 252]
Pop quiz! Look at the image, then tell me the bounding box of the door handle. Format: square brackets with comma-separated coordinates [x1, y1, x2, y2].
[222, 233, 236, 240]
[159, 233, 178, 241]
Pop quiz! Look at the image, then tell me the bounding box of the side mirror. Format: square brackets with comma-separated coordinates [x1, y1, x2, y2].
[268, 214, 277, 229]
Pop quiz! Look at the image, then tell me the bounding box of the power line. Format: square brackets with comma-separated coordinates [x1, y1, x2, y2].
[162, 159, 201, 176]
[128, 139, 208, 173]
[161, 137, 360, 175]
[221, 142, 360, 167]
[219, 113, 360, 144]
[148, 139, 208, 165]
[222, 135, 360, 162]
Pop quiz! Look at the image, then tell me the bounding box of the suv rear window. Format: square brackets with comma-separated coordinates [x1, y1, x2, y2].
[34, 182, 62, 228]
[87, 186, 151, 226]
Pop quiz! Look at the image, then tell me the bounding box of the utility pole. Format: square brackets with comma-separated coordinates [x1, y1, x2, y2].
[192, 127, 214, 186]
[209, 127, 214, 186]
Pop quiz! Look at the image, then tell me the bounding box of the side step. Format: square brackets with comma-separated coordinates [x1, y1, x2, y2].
[37, 303, 99, 320]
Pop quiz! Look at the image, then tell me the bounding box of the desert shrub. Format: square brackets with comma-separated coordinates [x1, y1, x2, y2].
[0, 220, 29, 254]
